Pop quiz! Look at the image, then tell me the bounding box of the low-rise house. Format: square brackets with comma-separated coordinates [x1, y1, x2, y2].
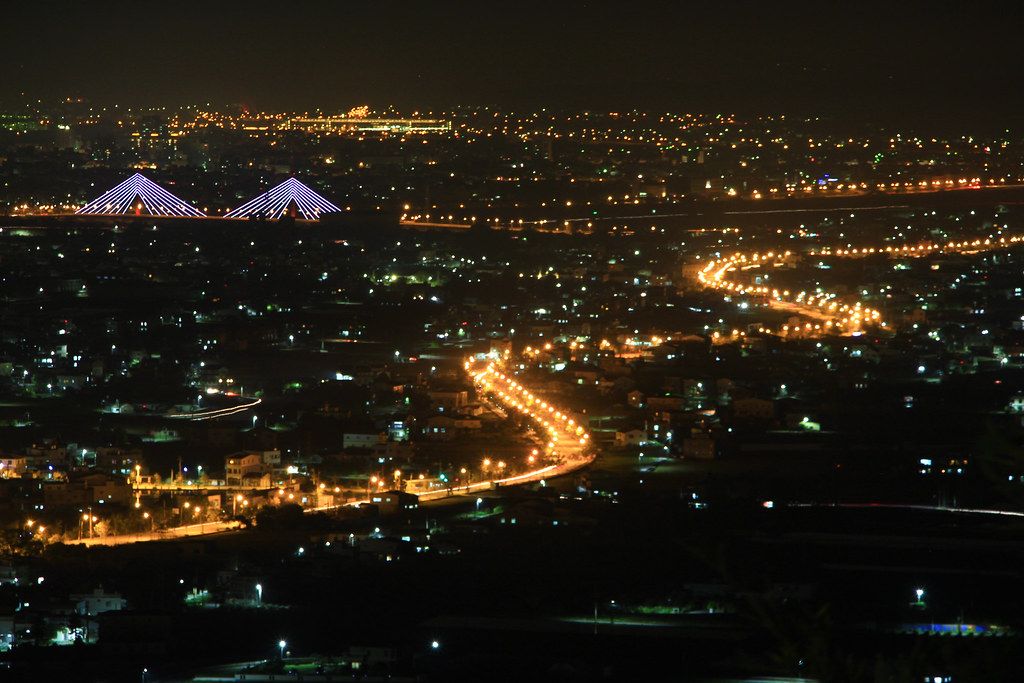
[614, 429, 648, 447]
[44, 473, 132, 507]
[732, 397, 776, 420]
[626, 390, 645, 408]
[369, 490, 419, 515]
[72, 587, 126, 617]
[225, 453, 263, 486]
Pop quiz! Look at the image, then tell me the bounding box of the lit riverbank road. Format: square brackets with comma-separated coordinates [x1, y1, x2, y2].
[413, 358, 597, 503]
[65, 520, 242, 547]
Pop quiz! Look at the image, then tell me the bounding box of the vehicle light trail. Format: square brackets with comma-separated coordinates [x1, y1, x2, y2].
[789, 502, 1024, 518]
[167, 396, 262, 421]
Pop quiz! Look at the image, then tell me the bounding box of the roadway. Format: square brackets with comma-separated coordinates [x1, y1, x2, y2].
[65, 520, 241, 547]
[166, 394, 262, 422]
[64, 362, 594, 543]
[414, 358, 595, 503]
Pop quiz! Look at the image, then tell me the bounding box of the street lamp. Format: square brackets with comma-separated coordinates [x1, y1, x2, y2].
[278, 639, 286, 660]
[255, 583, 262, 604]
[82, 507, 96, 538]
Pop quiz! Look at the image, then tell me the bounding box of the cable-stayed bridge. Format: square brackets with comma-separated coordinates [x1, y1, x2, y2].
[74, 174, 341, 220]
[76, 173, 206, 217]
[224, 177, 341, 220]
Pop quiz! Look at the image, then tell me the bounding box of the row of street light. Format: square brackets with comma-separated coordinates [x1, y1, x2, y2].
[698, 232, 1024, 335]
[466, 358, 591, 480]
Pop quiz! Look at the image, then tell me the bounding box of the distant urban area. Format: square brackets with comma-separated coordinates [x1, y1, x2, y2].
[0, 100, 1023, 682]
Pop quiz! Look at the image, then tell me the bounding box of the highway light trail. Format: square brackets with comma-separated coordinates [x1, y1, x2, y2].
[492, 465, 558, 485]
[167, 396, 262, 421]
[414, 465, 563, 502]
[790, 502, 1024, 518]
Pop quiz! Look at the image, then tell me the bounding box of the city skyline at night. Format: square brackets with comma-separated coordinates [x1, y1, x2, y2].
[4, 3, 1024, 681]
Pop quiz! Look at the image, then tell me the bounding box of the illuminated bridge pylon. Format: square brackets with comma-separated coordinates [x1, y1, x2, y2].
[76, 173, 205, 217]
[224, 177, 341, 220]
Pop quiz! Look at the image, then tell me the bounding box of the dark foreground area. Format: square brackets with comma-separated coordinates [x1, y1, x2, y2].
[1, 463, 1023, 682]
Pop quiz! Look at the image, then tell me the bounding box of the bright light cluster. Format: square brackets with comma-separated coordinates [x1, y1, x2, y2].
[224, 177, 341, 220]
[76, 173, 205, 217]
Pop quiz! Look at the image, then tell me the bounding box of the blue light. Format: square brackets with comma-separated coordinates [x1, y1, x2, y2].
[225, 177, 342, 220]
[76, 173, 205, 217]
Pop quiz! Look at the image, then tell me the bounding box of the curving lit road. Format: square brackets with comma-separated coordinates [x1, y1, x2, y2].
[696, 232, 1024, 334]
[411, 358, 595, 502]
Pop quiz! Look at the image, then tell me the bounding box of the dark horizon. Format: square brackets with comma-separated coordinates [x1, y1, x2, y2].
[4, 1, 1023, 128]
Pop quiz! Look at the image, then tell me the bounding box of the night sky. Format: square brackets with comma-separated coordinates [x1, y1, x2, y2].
[4, 1, 1023, 124]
